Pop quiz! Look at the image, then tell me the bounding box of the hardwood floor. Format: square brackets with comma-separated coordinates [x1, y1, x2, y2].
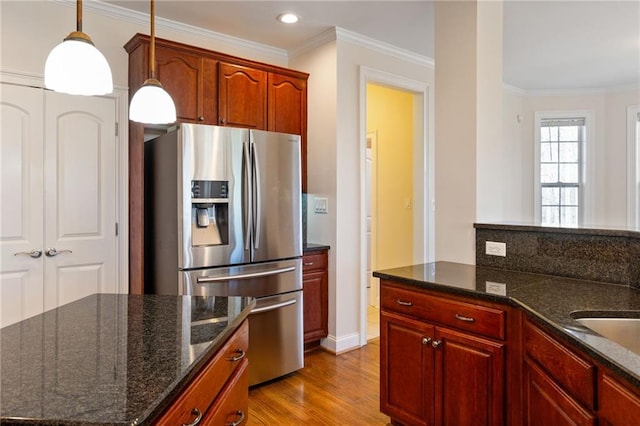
[248, 338, 391, 425]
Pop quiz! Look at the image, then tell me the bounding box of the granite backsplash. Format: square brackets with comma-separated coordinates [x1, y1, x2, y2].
[475, 223, 640, 288]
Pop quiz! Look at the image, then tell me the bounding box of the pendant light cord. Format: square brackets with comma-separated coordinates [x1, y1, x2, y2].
[149, 0, 156, 79]
[76, 0, 83, 33]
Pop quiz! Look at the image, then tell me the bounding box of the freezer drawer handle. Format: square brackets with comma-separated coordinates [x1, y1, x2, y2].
[250, 298, 297, 315]
[196, 265, 296, 283]
[182, 408, 202, 426]
[227, 349, 246, 362]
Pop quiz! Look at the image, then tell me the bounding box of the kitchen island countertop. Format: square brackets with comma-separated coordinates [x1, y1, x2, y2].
[374, 261, 640, 389]
[0, 294, 254, 425]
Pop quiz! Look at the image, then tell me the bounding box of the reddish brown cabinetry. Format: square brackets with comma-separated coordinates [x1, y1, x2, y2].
[156, 319, 249, 425]
[302, 250, 328, 347]
[380, 280, 505, 426]
[218, 62, 267, 129]
[598, 371, 640, 425]
[124, 34, 309, 293]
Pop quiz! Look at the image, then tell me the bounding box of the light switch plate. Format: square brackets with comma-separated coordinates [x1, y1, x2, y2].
[314, 197, 328, 214]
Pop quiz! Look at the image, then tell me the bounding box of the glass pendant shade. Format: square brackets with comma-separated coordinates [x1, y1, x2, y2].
[45, 32, 113, 96]
[129, 78, 177, 124]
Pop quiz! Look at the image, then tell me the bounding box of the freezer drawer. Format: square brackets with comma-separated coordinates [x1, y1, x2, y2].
[180, 258, 302, 297]
[248, 291, 304, 386]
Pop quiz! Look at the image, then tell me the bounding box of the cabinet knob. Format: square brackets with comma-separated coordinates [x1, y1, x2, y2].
[422, 337, 432, 345]
[432, 339, 443, 348]
[220, 118, 226, 125]
[198, 116, 204, 122]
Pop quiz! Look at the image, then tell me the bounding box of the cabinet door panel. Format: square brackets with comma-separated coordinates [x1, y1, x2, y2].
[380, 311, 434, 426]
[435, 327, 504, 426]
[524, 359, 595, 426]
[155, 48, 202, 123]
[219, 63, 267, 129]
[302, 269, 327, 342]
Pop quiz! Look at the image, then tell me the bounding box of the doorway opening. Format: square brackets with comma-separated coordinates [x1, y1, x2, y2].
[359, 68, 433, 345]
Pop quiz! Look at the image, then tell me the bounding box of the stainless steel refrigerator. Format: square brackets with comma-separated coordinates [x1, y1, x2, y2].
[144, 123, 303, 386]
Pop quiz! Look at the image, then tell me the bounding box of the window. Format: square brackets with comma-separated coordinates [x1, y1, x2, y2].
[536, 116, 586, 227]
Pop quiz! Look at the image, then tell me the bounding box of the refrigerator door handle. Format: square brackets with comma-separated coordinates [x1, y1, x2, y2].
[250, 297, 297, 315]
[243, 140, 251, 251]
[251, 141, 262, 250]
[196, 265, 296, 283]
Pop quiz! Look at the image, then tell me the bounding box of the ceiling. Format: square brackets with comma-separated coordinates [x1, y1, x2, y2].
[105, 0, 640, 91]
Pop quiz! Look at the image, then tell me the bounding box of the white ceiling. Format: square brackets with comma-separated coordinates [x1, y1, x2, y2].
[105, 0, 640, 91]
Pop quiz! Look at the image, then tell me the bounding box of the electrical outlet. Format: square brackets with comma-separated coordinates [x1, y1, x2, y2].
[485, 241, 507, 257]
[314, 197, 328, 214]
[486, 281, 507, 296]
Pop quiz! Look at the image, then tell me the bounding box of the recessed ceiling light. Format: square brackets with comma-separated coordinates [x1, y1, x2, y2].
[277, 13, 299, 24]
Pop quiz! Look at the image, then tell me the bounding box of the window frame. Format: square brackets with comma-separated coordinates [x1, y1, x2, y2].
[627, 105, 640, 227]
[534, 111, 595, 226]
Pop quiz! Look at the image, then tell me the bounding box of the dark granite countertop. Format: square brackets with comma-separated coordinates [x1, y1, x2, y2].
[0, 294, 254, 425]
[474, 221, 640, 239]
[374, 261, 640, 389]
[303, 243, 331, 253]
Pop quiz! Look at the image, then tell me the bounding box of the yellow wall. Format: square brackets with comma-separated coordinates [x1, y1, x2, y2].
[366, 83, 414, 270]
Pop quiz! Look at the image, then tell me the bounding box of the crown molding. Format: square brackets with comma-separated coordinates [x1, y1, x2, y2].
[52, 0, 288, 62]
[503, 82, 640, 97]
[290, 26, 434, 69]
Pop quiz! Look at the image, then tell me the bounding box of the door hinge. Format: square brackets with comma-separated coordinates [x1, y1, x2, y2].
[115, 222, 119, 236]
[115, 122, 119, 137]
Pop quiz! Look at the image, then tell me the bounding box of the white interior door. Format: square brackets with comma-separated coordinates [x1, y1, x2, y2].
[43, 92, 118, 311]
[0, 84, 45, 327]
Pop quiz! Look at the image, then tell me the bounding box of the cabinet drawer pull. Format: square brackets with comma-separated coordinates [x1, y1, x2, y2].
[455, 313, 476, 323]
[182, 408, 202, 426]
[396, 299, 413, 307]
[432, 339, 443, 348]
[303, 262, 314, 266]
[422, 337, 432, 345]
[227, 349, 246, 362]
[227, 410, 245, 426]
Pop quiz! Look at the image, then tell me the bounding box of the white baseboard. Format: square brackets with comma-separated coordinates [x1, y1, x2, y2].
[320, 332, 362, 354]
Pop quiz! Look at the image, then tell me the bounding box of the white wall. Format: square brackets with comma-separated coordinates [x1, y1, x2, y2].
[292, 31, 433, 353]
[0, 0, 287, 88]
[502, 87, 640, 227]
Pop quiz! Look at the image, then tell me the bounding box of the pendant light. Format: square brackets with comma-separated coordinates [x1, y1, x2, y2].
[129, 0, 176, 124]
[44, 0, 113, 96]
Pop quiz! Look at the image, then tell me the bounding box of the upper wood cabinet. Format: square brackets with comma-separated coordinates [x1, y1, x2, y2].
[155, 47, 218, 125]
[218, 62, 267, 129]
[124, 34, 309, 293]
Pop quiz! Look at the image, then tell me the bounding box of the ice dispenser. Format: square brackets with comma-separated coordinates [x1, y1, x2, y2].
[191, 180, 229, 246]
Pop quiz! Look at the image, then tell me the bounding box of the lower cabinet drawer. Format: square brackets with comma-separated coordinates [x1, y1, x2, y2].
[202, 359, 249, 425]
[381, 282, 506, 340]
[524, 318, 595, 410]
[156, 320, 249, 425]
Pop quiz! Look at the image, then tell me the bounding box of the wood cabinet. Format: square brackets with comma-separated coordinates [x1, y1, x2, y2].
[302, 250, 328, 347]
[156, 319, 249, 425]
[155, 47, 218, 124]
[380, 280, 505, 426]
[124, 34, 309, 293]
[598, 371, 640, 425]
[218, 62, 267, 128]
[521, 317, 640, 426]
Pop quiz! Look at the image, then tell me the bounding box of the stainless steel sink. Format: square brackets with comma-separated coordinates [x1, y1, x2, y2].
[571, 311, 640, 354]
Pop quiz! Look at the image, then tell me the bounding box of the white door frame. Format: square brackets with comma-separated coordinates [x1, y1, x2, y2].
[358, 66, 434, 346]
[627, 105, 640, 227]
[0, 70, 130, 294]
